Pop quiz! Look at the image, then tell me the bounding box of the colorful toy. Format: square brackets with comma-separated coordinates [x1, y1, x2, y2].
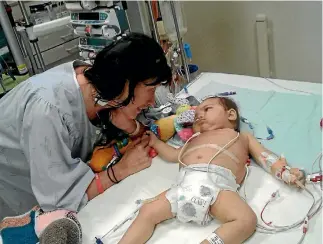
[0, 206, 81, 244]
[89, 138, 133, 173]
[89, 106, 198, 173]
[176, 104, 191, 115]
[150, 105, 197, 143]
[89, 116, 178, 173]
[174, 107, 196, 141]
[150, 115, 177, 142]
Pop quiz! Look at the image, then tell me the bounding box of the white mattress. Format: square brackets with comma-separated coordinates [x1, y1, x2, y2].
[78, 73, 322, 244]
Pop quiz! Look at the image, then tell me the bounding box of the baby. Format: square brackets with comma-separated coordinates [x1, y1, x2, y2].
[119, 97, 305, 244]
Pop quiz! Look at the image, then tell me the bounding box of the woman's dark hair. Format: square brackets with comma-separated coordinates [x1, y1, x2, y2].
[85, 32, 172, 145]
[84, 32, 172, 107]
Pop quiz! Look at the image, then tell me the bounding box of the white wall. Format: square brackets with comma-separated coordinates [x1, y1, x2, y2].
[183, 1, 322, 83]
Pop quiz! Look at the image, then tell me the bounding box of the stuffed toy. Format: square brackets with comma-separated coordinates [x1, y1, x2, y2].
[89, 116, 177, 173]
[150, 105, 197, 143]
[89, 137, 134, 173]
[150, 115, 177, 142]
[174, 106, 196, 141]
[88, 98, 198, 173]
[0, 207, 82, 244]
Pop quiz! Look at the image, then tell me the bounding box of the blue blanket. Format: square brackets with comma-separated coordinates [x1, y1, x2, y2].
[194, 82, 322, 172]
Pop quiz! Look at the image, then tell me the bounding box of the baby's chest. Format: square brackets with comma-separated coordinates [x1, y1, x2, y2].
[182, 141, 248, 163]
[181, 147, 220, 164]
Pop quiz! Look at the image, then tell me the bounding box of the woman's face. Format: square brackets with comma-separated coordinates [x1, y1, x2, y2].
[119, 78, 158, 119]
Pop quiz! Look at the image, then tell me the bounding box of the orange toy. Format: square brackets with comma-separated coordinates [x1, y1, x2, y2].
[89, 116, 177, 173]
[151, 115, 176, 142]
[89, 138, 132, 173]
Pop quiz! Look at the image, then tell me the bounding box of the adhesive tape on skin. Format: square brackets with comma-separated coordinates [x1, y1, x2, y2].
[282, 170, 292, 183]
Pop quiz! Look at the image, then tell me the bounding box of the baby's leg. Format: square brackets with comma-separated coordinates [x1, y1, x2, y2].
[119, 191, 174, 244]
[202, 191, 257, 244]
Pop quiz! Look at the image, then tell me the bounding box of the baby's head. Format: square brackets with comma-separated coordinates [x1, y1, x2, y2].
[193, 96, 240, 133]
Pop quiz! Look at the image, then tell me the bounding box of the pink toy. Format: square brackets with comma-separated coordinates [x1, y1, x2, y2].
[174, 108, 196, 142]
[177, 128, 195, 141]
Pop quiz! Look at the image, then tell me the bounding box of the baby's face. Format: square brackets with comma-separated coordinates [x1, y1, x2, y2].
[193, 98, 232, 133]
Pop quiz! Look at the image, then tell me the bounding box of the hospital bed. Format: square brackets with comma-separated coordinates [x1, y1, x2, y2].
[81, 73, 322, 244]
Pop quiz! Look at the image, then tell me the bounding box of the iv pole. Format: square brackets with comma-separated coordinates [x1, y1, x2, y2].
[0, 1, 28, 75]
[18, 1, 46, 72]
[169, 1, 190, 83]
[145, 1, 190, 85]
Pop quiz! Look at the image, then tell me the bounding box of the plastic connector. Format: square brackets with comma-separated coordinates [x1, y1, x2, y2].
[95, 237, 104, 244]
[270, 190, 280, 200]
[266, 126, 274, 140]
[310, 175, 322, 182]
[307, 173, 322, 182]
[302, 217, 309, 233]
[267, 126, 273, 135]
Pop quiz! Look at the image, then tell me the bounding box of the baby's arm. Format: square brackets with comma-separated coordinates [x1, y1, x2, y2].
[144, 131, 180, 163]
[153, 139, 181, 162]
[244, 132, 305, 185]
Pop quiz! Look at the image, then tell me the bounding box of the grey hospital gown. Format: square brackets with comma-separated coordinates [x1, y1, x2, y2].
[0, 60, 97, 219]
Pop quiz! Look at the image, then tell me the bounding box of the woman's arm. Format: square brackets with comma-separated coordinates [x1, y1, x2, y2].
[22, 102, 95, 212]
[86, 163, 128, 200]
[87, 137, 153, 200]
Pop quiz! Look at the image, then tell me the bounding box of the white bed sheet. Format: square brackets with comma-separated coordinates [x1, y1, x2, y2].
[78, 73, 322, 244]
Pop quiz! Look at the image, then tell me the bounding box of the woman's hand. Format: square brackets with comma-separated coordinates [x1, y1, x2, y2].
[113, 138, 152, 180]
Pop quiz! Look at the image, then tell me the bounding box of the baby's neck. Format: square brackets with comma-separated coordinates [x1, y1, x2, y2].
[198, 127, 234, 134]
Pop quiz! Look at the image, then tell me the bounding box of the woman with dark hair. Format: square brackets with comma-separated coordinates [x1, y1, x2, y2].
[0, 33, 172, 219]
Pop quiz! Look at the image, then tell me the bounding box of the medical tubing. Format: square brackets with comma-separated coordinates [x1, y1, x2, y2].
[241, 153, 322, 241]
[255, 184, 321, 234]
[259, 186, 316, 231]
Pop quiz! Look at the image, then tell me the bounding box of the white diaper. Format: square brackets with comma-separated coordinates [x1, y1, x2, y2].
[166, 164, 239, 225]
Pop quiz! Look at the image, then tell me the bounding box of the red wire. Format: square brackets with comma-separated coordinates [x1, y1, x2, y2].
[260, 200, 273, 226]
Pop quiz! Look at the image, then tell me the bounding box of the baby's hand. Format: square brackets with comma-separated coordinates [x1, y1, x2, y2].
[272, 157, 305, 187]
[142, 131, 159, 148]
[288, 167, 306, 187]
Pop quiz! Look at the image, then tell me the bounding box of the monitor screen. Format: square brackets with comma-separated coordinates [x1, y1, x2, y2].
[78, 12, 100, 20]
